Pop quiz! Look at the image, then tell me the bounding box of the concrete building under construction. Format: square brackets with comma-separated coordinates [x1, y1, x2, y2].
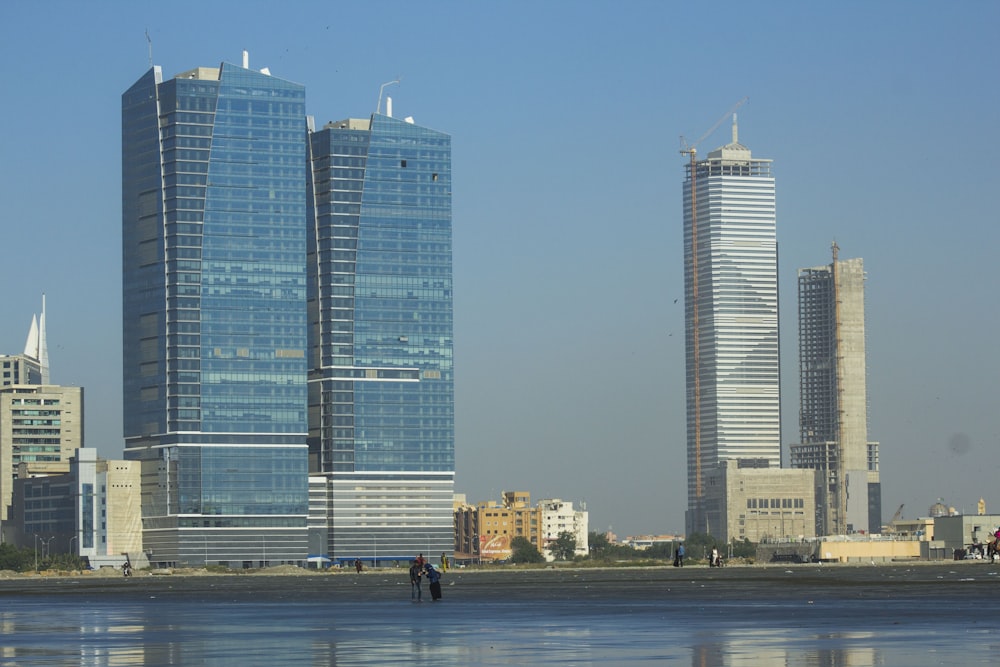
[790, 247, 881, 536]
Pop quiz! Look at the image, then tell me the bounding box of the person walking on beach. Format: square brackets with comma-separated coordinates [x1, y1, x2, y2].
[409, 560, 423, 602]
[354, 558, 363, 574]
[676, 544, 685, 567]
[440, 552, 448, 572]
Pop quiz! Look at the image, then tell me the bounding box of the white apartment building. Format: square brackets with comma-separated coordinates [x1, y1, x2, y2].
[539, 498, 589, 561]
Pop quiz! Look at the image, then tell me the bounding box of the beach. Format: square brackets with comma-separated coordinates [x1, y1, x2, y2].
[0, 562, 994, 665]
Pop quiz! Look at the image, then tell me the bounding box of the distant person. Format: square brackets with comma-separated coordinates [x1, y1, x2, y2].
[354, 558, 363, 574]
[425, 563, 443, 601]
[409, 560, 423, 602]
[415, 553, 425, 568]
[711, 546, 720, 567]
[676, 544, 685, 567]
[440, 552, 448, 572]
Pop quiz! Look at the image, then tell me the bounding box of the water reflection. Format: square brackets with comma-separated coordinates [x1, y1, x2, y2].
[691, 630, 884, 667]
[0, 567, 986, 666]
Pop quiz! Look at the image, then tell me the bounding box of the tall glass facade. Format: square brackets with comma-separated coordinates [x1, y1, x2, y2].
[682, 135, 778, 536]
[122, 63, 309, 566]
[308, 113, 454, 561]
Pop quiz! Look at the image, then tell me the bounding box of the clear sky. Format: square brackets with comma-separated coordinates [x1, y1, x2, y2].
[2, 1, 998, 537]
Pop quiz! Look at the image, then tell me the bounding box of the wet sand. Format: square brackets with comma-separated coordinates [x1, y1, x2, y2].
[0, 563, 993, 665]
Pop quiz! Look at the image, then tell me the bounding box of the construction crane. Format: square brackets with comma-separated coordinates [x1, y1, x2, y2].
[891, 504, 905, 524]
[679, 97, 747, 531]
[678, 97, 748, 158]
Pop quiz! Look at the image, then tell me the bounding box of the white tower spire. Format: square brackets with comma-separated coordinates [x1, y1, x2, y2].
[22, 295, 50, 384]
[39, 294, 49, 384]
[23, 315, 38, 358]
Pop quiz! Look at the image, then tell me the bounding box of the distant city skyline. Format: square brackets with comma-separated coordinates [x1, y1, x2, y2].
[2, 3, 999, 536]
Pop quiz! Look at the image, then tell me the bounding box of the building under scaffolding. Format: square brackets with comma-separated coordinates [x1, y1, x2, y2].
[790, 248, 881, 536]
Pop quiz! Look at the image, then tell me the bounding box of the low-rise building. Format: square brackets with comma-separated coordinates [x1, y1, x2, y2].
[539, 498, 588, 560]
[622, 534, 684, 550]
[8, 448, 142, 568]
[453, 492, 590, 562]
[702, 460, 818, 544]
[932, 514, 1000, 555]
[0, 384, 83, 525]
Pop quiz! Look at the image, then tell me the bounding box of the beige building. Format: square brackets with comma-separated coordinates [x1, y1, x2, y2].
[703, 460, 817, 544]
[0, 354, 42, 387]
[0, 384, 83, 522]
[454, 491, 543, 561]
[9, 448, 142, 568]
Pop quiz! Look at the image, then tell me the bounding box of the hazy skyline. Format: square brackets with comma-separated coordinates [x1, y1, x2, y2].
[2, 2, 998, 536]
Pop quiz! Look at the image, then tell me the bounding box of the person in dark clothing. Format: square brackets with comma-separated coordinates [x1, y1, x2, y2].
[424, 563, 442, 601]
[409, 560, 423, 601]
[354, 558, 363, 574]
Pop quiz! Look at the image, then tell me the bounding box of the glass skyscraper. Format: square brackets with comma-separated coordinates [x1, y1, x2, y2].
[307, 111, 454, 562]
[682, 121, 779, 536]
[122, 60, 309, 566]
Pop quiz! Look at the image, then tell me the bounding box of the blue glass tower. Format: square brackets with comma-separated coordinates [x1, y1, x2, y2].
[307, 112, 454, 562]
[122, 61, 309, 566]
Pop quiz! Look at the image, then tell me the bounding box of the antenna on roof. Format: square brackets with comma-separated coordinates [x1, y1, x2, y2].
[376, 77, 400, 115]
[145, 29, 153, 67]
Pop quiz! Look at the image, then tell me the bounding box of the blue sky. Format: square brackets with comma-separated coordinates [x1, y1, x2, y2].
[2, 1, 998, 537]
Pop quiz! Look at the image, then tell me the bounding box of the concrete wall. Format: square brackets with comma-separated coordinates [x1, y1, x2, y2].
[816, 539, 921, 562]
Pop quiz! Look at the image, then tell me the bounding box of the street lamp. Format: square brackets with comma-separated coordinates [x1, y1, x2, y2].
[44, 537, 55, 561]
[33, 534, 39, 572]
[69, 535, 78, 557]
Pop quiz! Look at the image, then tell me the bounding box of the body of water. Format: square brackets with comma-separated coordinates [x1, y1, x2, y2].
[0, 563, 995, 665]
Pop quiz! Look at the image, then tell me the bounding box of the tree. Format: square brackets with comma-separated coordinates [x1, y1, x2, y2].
[550, 531, 577, 561]
[0, 544, 33, 572]
[645, 541, 674, 560]
[730, 537, 756, 559]
[588, 531, 611, 558]
[683, 532, 721, 562]
[509, 536, 545, 564]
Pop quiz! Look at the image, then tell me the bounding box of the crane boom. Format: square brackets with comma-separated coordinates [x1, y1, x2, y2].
[679, 96, 748, 154]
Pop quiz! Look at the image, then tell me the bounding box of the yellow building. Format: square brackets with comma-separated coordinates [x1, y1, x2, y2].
[454, 491, 543, 561]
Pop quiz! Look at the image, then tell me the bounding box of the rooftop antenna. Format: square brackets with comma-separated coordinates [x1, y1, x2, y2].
[376, 77, 400, 115]
[145, 29, 153, 67]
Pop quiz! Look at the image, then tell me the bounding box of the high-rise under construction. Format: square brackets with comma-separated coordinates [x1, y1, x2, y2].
[790, 246, 881, 535]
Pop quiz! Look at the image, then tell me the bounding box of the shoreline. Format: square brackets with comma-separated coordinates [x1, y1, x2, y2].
[0, 556, 984, 581]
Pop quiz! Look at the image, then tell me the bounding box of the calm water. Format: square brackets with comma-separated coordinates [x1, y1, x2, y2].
[0, 564, 996, 665]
